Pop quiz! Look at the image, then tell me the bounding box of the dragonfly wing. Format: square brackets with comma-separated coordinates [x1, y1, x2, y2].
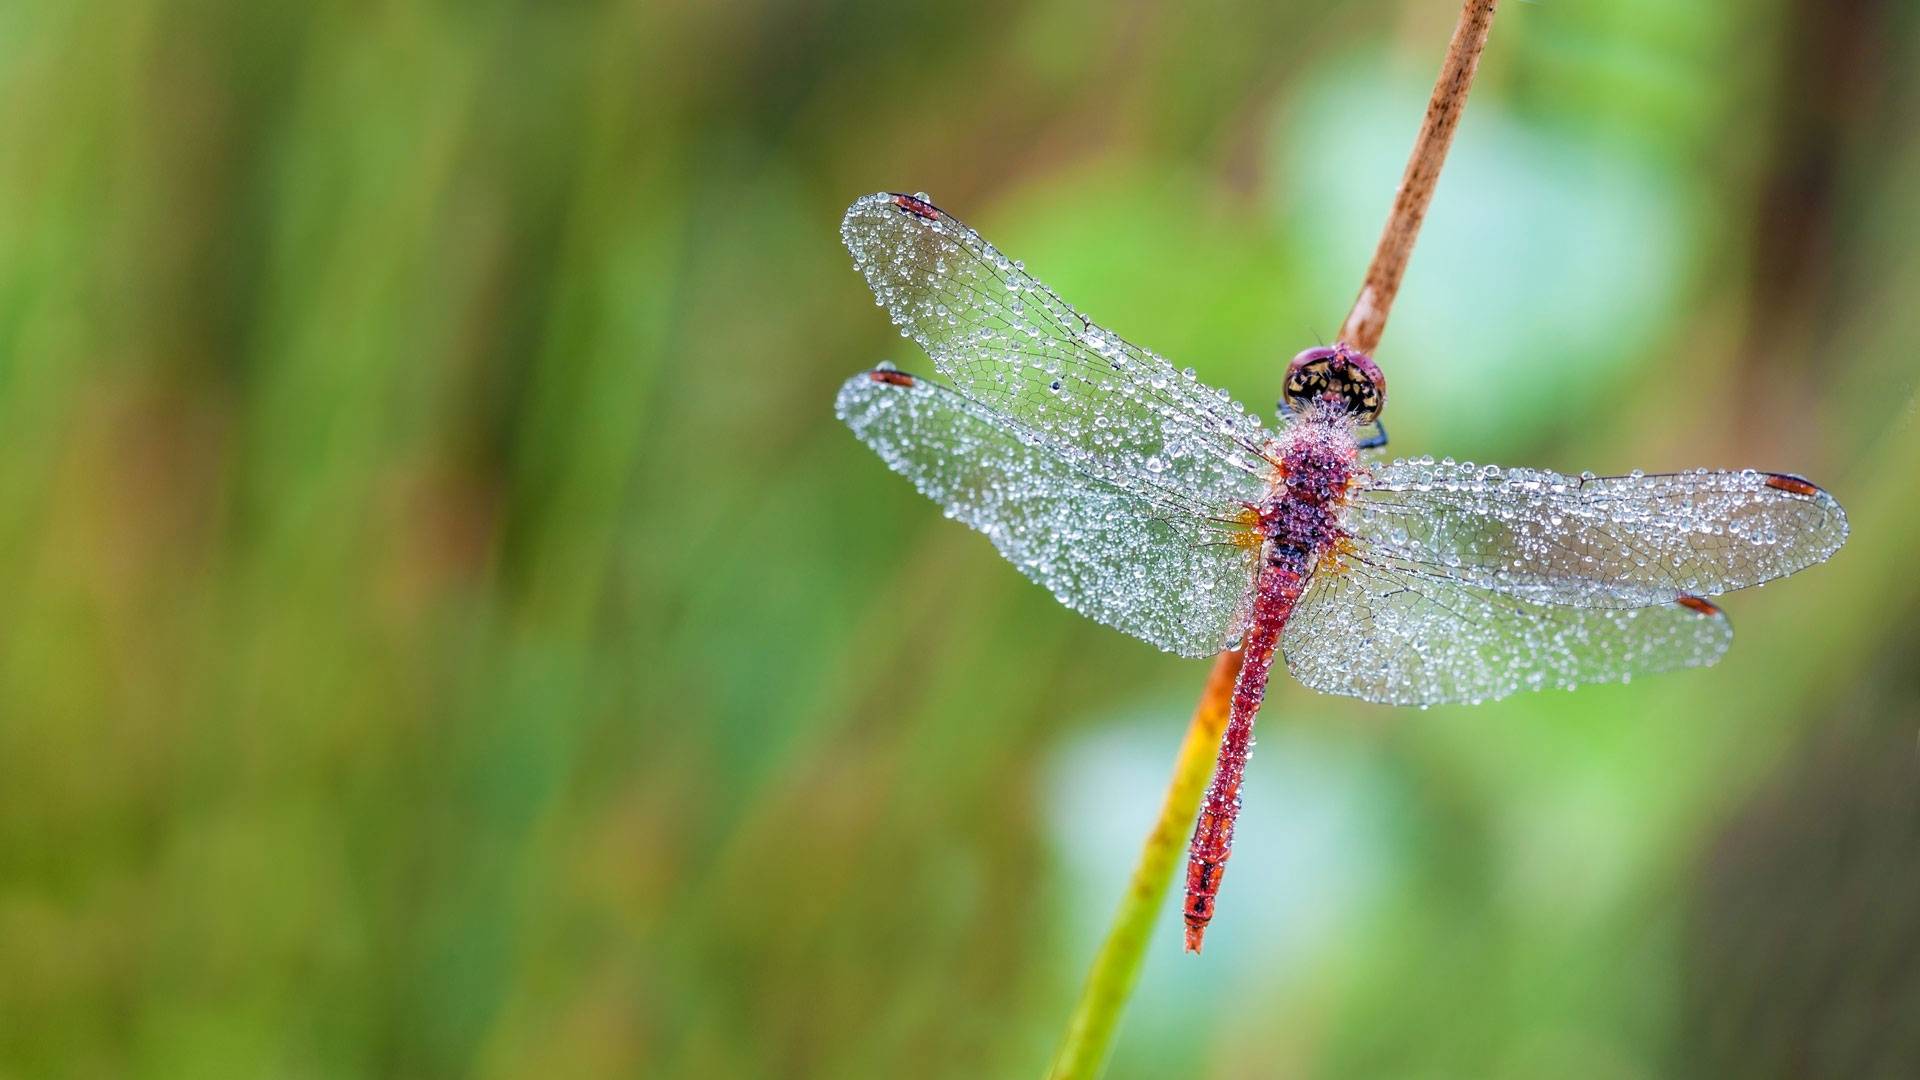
[842, 192, 1276, 516]
[1347, 460, 1848, 607]
[837, 368, 1262, 657]
[1281, 559, 1733, 706]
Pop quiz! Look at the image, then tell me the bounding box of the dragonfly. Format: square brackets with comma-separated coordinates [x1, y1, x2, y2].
[833, 191, 1849, 952]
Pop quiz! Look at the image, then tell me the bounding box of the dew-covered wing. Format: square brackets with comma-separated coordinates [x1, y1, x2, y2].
[1346, 459, 1848, 607]
[1281, 559, 1733, 706]
[842, 192, 1275, 514]
[837, 368, 1261, 657]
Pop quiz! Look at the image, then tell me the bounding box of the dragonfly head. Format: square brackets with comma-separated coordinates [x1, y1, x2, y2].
[1281, 344, 1386, 427]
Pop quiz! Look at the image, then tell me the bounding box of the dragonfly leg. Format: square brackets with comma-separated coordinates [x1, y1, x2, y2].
[1354, 418, 1389, 450]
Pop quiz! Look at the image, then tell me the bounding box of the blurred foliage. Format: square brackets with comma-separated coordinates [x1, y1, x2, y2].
[0, 0, 1917, 1077]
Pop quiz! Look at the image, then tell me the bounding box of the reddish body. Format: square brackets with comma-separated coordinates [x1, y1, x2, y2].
[1182, 561, 1303, 948]
[1183, 413, 1360, 952]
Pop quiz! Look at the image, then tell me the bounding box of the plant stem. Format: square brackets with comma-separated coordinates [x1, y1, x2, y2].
[1044, 3, 1498, 1077]
[1340, 0, 1499, 354]
[1046, 650, 1243, 1080]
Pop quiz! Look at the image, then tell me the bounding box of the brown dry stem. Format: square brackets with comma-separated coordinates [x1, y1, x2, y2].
[1340, 0, 1498, 354]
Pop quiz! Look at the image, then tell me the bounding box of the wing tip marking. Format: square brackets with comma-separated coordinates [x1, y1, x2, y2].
[1763, 472, 1821, 498]
[867, 366, 917, 388]
[1675, 593, 1723, 617]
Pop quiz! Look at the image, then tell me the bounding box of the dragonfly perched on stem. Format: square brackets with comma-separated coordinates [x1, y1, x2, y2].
[834, 191, 1849, 952]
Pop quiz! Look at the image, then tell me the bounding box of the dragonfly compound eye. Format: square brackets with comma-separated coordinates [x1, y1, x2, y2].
[1281, 345, 1386, 425]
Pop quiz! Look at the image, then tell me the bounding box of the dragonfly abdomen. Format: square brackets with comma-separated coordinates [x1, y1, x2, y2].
[1183, 557, 1309, 952]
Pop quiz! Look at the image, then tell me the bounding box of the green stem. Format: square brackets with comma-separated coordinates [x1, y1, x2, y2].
[1046, 651, 1242, 1080]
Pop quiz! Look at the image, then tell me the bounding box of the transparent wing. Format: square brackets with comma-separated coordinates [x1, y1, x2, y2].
[837, 367, 1261, 657]
[1347, 459, 1848, 607]
[842, 192, 1277, 515]
[1282, 559, 1733, 706]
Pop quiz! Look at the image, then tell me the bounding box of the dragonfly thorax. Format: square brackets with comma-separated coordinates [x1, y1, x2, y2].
[1258, 417, 1360, 563]
[1276, 418, 1359, 500]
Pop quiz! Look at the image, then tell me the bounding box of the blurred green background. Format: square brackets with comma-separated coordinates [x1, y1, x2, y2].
[3, 1, 1918, 1077]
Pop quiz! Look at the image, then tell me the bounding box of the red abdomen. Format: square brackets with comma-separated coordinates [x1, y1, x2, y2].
[1182, 555, 1308, 951]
